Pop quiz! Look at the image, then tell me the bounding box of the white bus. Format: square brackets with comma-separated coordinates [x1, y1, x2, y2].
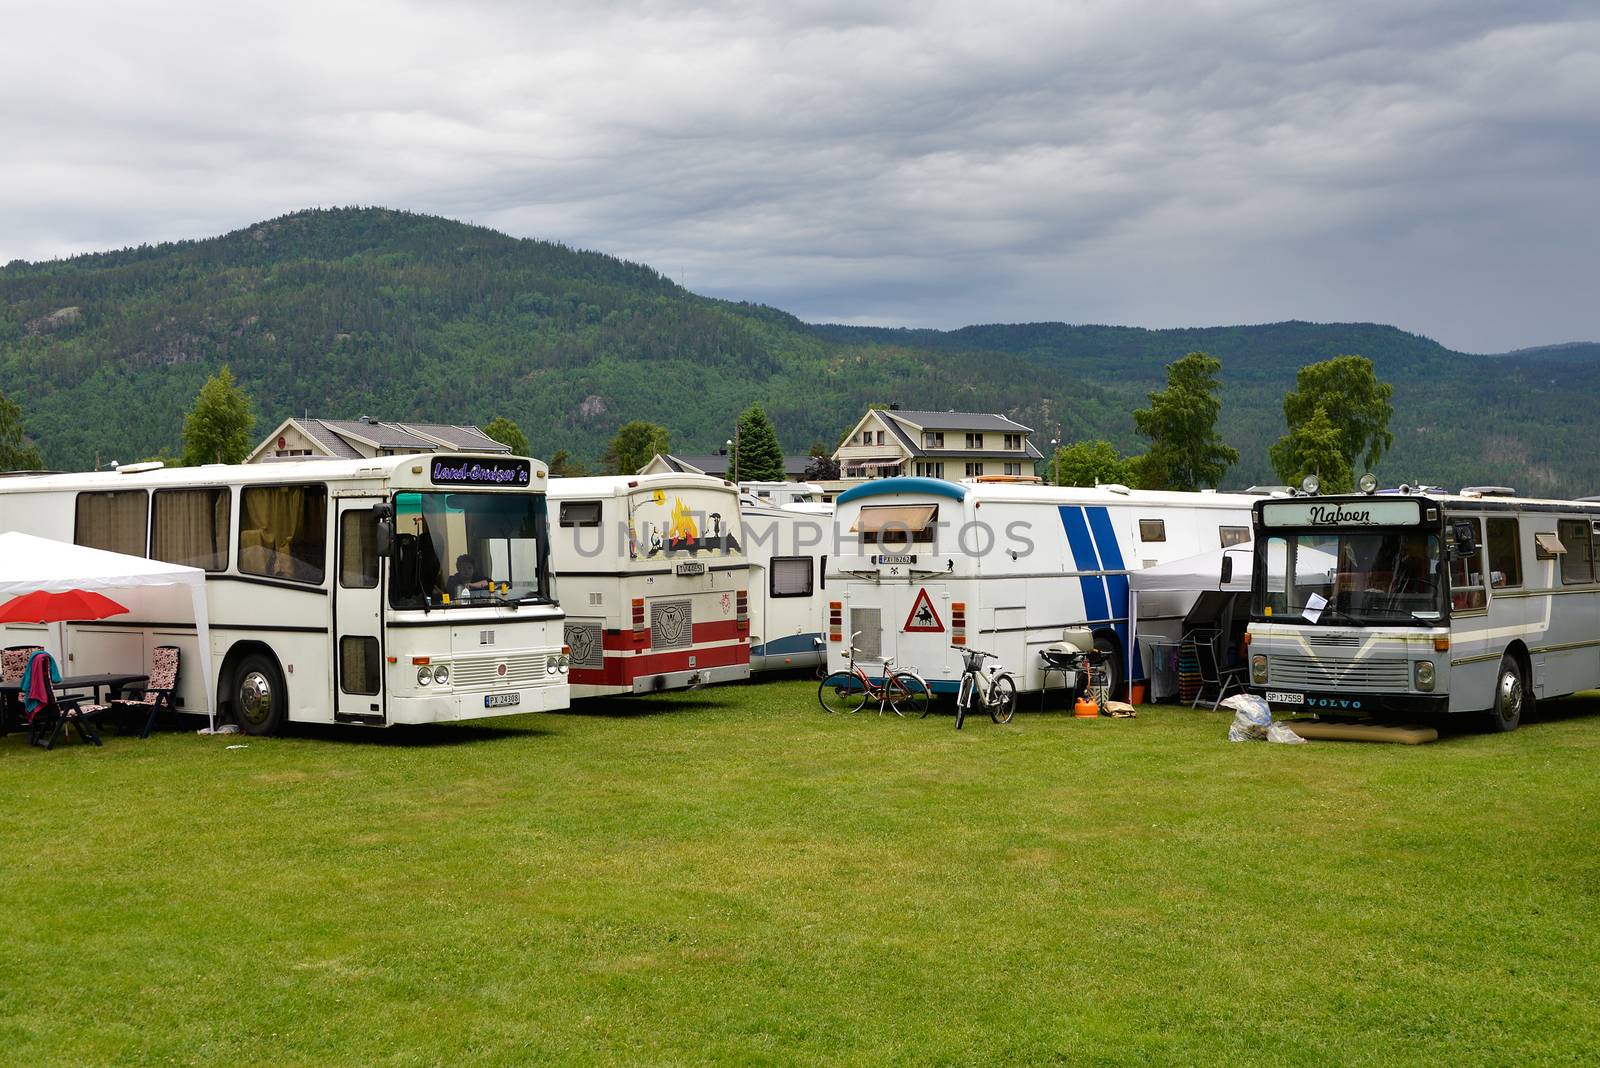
[1246, 487, 1600, 731]
[0, 455, 569, 733]
[548, 473, 751, 697]
[743, 499, 831, 673]
[825, 477, 1257, 695]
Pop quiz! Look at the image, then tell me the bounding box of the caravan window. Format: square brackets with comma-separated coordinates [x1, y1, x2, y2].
[559, 501, 602, 528]
[853, 504, 938, 548]
[1139, 519, 1166, 542]
[770, 556, 814, 598]
[152, 488, 230, 572]
[239, 485, 327, 584]
[75, 490, 148, 558]
[1219, 526, 1250, 548]
[1485, 518, 1521, 588]
[1558, 520, 1593, 583]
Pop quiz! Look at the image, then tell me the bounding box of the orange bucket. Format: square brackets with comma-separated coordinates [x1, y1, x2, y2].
[1129, 682, 1147, 705]
[1074, 696, 1099, 718]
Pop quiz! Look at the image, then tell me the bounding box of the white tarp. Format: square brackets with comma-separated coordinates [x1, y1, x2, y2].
[0, 532, 216, 727]
[1128, 545, 1254, 594]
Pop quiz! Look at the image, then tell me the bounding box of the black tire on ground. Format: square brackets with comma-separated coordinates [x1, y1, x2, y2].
[232, 650, 288, 736]
[1484, 654, 1525, 733]
[990, 674, 1017, 724]
[819, 672, 868, 715]
[887, 673, 931, 718]
[1092, 635, 1123, 703]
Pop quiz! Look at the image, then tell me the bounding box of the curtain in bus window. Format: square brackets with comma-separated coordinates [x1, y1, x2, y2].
[1485, 518, 1521, 588]
[151, 488, 229, 571]
[851, 504, 937, 548]
[240, 486, 327, 583]
[771, 556, 814, 598]
[75, 490, 147, 557]
[340, 511, 379, 589]
[340, 636, 380, 695]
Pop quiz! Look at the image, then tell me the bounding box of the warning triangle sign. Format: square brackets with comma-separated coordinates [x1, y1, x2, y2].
[903, 588, 944, 632]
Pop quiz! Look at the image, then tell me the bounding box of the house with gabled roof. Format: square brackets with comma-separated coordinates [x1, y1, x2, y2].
[638, 450, 814, 482]
[246, 416, 512, 463]
[831, 406, 1043, 484]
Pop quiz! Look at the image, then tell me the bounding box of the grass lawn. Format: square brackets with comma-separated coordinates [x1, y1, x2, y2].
[4, 680, 1599, 1066]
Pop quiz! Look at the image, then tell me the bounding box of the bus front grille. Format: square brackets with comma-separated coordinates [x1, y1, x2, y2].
[1271, 655, 1410, 689]
[452, 654, 550, 689]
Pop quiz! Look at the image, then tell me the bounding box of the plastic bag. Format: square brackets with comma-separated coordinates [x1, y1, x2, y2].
[1223, 693, 1273, 742]
[1267, 721, 1307, 745]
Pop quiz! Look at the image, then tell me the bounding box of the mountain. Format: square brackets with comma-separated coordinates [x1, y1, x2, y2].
[2, 206, 1596, 496]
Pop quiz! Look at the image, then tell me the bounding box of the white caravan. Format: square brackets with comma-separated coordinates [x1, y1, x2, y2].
[1246, 488, 1600, 731]
[824, 477, 1257, 695]
[0, 455, 569, 733]
[743, 499, 831, 672]
[548, 473, 751, 697]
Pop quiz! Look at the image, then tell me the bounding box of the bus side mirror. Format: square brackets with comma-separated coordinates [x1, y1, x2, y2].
[1220, 555, 1234, 585]
[1450, 521, 1477, 560]
[373, 503, 395, 558]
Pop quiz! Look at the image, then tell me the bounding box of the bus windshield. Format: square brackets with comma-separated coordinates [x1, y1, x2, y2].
[390, 491, 550, 608]
[1254, 529, 1446, 624]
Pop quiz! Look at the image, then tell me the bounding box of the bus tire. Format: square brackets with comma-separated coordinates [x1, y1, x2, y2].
[1093, 635, 1123, 703]
[232, 651, 287, 736]
[1484, 654, 1524, 733]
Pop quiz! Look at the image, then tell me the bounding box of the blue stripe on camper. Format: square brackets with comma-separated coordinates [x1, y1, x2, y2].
[1084, 506, 1141, 678]
[1058, 506, 1110, 622]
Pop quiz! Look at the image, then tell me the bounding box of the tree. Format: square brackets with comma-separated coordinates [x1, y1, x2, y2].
[482, 416, 529, 455]
[1046, 440, 1138, 487]
[802, 454, 840, 482]
[180, 365, 255, 466]
[731, 404, 785, 482]
[1272, 404, 1353, 493]
[1131, 351, 1239, 490]
[548, 449, 588, 477]
[0, 387, 44, 471]
[602, 421, 669, 475]
[1270, 354, 1394, 485]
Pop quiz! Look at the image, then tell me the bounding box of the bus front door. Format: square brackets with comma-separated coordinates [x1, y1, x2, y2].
[334, 503, 386, 725]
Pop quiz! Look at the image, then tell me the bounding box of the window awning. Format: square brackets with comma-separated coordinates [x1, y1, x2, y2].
[1534, 532, 1567, 558]
[851, 504, 938, 535]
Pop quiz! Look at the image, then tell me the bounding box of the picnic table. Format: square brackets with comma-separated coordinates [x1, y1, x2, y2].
[0, 672, 148, 734]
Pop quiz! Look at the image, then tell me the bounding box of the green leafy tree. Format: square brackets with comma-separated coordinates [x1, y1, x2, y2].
[482, 416, 529, 455]
[0, 387, 45, 471]
[603, 421, 670, 475]
[180, 365, 255, 466]
[1131, 352, 1239, 490]
[1273, 404, 1353, 493]
[731, 404, 785, 482]
[1046, 440, 1137, 487]
[1270, 354, 1394, 484]
[548, 449, 588, 477]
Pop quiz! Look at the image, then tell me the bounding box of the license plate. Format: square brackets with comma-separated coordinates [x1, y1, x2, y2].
[483, 693, 521, 708]
[675, 561, 706, 576]
[876, 554, 915, 565]
[1265, 690, 1304, 705]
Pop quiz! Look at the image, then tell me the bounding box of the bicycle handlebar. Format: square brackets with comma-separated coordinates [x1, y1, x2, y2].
[952, 645, 997, 659]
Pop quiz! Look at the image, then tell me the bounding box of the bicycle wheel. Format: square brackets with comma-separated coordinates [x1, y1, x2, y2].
[955, 675, 971, 730]
[887, 672, 931, 718]
[819, 672, 869, 714]
[989, 674, 1018, 724]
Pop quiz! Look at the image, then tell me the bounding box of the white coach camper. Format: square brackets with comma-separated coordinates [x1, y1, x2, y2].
[547, 473, 751, 698]
[742, 499, 831, 672]
[824, 477, 1256, 695]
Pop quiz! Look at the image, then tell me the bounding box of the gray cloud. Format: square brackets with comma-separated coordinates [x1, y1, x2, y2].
[2, 0, 1596, 351]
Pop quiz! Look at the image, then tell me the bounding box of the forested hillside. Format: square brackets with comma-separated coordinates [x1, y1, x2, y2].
[2, 207, 1595, 494]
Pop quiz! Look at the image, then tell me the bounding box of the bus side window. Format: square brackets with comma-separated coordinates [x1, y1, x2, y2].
[240, 485, 328, 584]
[1485, 517, 1521, 588]
[1449, 518, 1486, 611]
[1558, 519, 1595, 584]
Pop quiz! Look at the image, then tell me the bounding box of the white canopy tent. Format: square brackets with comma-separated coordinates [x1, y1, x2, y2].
[0, 532, 216, 728]
[1128, 545, 1254, 699]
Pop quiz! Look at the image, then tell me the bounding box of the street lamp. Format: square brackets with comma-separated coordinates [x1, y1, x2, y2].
[1049, 437, 1059, 486]
[726, 437, 735, 483]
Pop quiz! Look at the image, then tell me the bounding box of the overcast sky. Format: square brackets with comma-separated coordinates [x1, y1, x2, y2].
[2, 1, 1595, 352]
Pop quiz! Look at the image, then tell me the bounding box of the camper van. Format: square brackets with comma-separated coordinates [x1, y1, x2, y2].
[1246, 487, 1600, 731]
[742, 499, 831, 672]
[547, 473, 751, 698]
[825, 477, 1257, 695]
[0, 455, 569, 733]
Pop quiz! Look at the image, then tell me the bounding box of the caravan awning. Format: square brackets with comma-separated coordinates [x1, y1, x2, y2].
[1128, 546, 1253, 594]
[850, 504, 938, 536]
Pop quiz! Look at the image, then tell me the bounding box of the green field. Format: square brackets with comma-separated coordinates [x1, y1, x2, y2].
[5, 681, 1599, 1066]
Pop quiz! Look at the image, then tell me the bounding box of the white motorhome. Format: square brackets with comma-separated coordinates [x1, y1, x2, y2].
[743, 499, 831, 672]
[548, 473, 751, 697]
[1247, 488, 1600, 731]
[825, 477, 1257, 695]
[0, 455, 569, 733]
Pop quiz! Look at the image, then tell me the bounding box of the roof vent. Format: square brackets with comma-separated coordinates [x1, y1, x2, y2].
[117, 461, 165, 474]
[889, 403, 900, 411]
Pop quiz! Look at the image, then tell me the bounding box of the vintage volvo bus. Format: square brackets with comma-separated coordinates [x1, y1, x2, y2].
[0, 454, 569, 733]
[1246, 488, 1600, 730]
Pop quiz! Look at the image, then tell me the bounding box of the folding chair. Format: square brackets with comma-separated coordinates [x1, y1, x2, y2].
[20, 650, 107, 750]
[107, 645, 181, 738]
[1184, 628, 1246, 711]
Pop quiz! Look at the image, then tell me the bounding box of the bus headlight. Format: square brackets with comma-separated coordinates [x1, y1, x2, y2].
[417, 666, 432, 686]
[433, 664, 450, 686]
[1415, 660, 1435, 692]
[1251, 654, 1268, 684]
[558, 653, 570, 674]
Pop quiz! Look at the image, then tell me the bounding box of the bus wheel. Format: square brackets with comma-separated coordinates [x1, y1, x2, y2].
[233, 652, 287, 736]
[1093, 636, 1123, 703]
[1485, 655, 1524, 733]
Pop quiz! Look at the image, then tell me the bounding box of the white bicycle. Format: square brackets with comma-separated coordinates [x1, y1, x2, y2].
[947, 646, 1018, 729]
